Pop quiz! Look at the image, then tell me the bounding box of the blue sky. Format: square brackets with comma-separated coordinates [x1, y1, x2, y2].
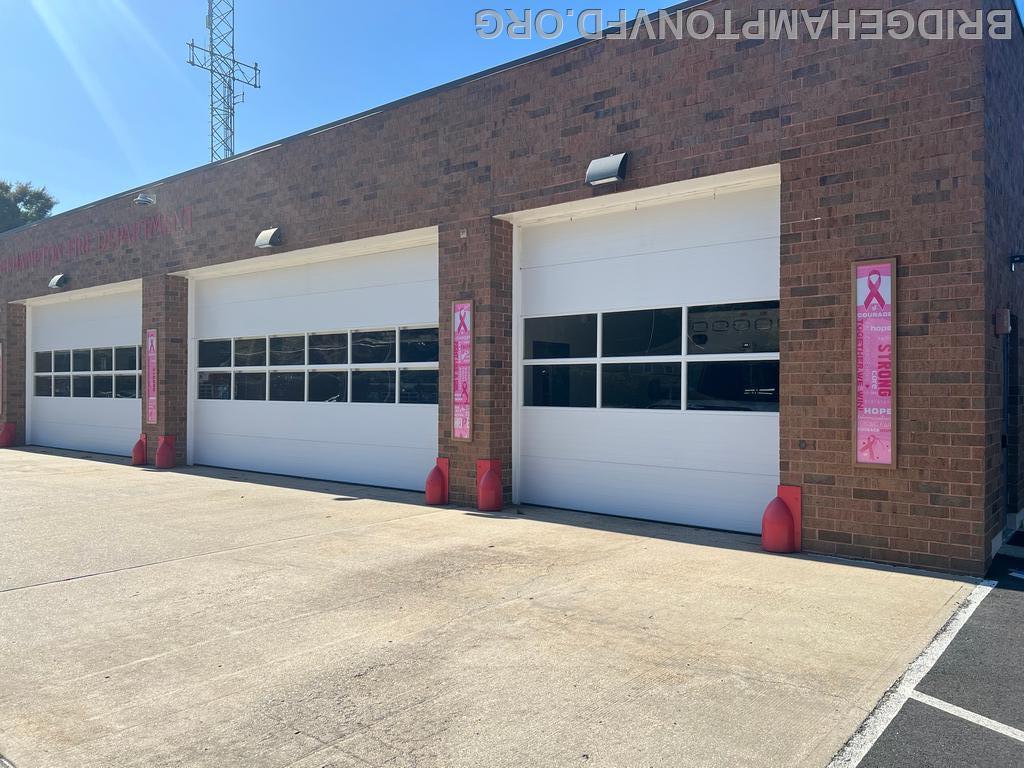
[2, 1, 1021, 214]
[0, 1, 647, 213]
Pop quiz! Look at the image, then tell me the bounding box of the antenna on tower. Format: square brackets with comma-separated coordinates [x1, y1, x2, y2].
[187, 0, 261, 163]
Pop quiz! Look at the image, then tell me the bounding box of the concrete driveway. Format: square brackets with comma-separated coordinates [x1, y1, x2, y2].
[0, 449, 973, 768]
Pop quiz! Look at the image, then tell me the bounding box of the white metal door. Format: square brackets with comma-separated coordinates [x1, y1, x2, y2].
[515, 183, 781, 533]
[27, 288, 142, 456]
[191, 242, 439, 490]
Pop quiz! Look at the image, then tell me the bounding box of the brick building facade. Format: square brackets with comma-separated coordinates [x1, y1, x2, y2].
[1, 1, 1021, 575]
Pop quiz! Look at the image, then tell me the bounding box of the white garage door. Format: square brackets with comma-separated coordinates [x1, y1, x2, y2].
[28, 288, 142, 456]
[191, 242, 439, 491]
[516, 183, 780, 533]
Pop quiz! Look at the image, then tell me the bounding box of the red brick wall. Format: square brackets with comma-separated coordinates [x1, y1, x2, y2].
[141, 275, 188, 465]
[0, 1, 1008, 573]
[982, 3, 1024, 556]
[1, 303, 27, 441]
[778, 4, 991, 574]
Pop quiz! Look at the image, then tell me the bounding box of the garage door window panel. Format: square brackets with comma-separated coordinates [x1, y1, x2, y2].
[352, 370, 396, 403]
[308, 371, 347, 403]
[35, 351, 52, 373]
[602, 363, 681, 410]
[602, 308, 682, 357]
[687, 360, 779, 412]
[308, 333, 348, 365]
[72, 349, 91, 372]
[524, 315, 597, 360]
[352, 331, 396, 365]
[198, 340, 230, 368]
[399, 369, 438, 404]
[93, 376, 114, 398]
[525, 365, 597, 408]
[234, 372, 267, 401]
[115, 346, 139, 371]
[93, 348, 114, 372]
[234, 337, 267, 368]
[688, 302, 779, 355]
[115, 375, 137, 399]
[399, 328, 439, 363]
[34, 376, 52, 397]
[53, 376, 71, 397]
[269, 371, 305, 401]
[72, 375, 92, 398]
[53, 350, 71, 373]
[269, 336, 305, 366]
[198, 372, 232, 400]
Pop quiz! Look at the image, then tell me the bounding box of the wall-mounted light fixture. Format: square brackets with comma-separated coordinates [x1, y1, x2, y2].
[255, 227, 282, 249]
[585, 152, 629, 187]
[1011, 255, 1024, 272]
[133, 193, 156, 206]
[48, 274, 68, 289]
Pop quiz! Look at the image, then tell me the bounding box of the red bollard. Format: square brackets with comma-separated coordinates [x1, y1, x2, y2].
[155, 435, 176, 469]
[476, 459, 502, 512]
[131, 433, 148, 466]
[0, 422, 16, 448]
[425, 458, 449, 505]
[761, 497, 796, 553]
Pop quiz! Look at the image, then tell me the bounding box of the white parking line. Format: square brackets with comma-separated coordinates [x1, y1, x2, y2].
[827, 579, 998, 768]
[909, 690, 1024, 743]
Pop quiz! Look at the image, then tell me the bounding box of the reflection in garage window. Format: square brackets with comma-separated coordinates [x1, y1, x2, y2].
[234, 338, 267, 367]
[687, 361, 779, 412]
[93, 348, 114, 371]
[524, 365, 596, 407]
[399, 369, 438, 404]
[399, 328, 439, 363]
[53, 376, 71, 397]
[308, 333, 347, 365]
[72, 349, 91, 372]
[352, 370, 396, 403]
[602, 308, 682, 357]
[688, 302, 779, 355]
[198, 372, 232, 400]
[523, 314, 597, 359]
[269, 336, 305, 366]
[35, 351, 52, 373]
[93, 376, 114, 398]
[115, 375, 138, 399]
[34, 376, 52, 397]
[269, 371, 305, 401]
[308, 371, 347, 402]
[72, 375, 91, 397]
[234, 372, 266, 400]
[197, 340, 231, 368]
[602, 363, 681, 410]
[53, 350, 71, 373]
[352, 331, 396, 365]
[115, 346, 139, 371]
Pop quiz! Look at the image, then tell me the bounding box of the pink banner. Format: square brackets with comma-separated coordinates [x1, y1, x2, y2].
[145, 329, 158, 425]
[854, 262, 894, 465]
[452, 301, 472, 441]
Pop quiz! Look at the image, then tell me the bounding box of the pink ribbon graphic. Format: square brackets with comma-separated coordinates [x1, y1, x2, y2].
[863, 270, 886, 310]
[457, 310, 469, 334]
[859, 434, 880, 461]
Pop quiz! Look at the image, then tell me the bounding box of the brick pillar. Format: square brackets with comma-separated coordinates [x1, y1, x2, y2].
[438, 217, 513, 506]
[1, 302, 27, 444]
[141, 275, 188, 465]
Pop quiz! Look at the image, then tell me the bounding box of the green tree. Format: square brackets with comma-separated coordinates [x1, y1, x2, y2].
[0, 181, 57, 233]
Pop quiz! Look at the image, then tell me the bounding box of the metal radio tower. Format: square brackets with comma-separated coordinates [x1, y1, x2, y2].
[187, 0, 261, 162]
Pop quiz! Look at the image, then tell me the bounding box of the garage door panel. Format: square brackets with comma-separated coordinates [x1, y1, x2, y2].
[517, 182, 780, 534]
[520, 186, 779, 271]
[519, 455, 773, 534]
[195, 246, 437, 339]
[520, 239, 778, 319]
[192, 240, 439, 490]
[32, 291, 141, 350]
[31, 399, 140, 457]
[520, 409, 778, 476]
